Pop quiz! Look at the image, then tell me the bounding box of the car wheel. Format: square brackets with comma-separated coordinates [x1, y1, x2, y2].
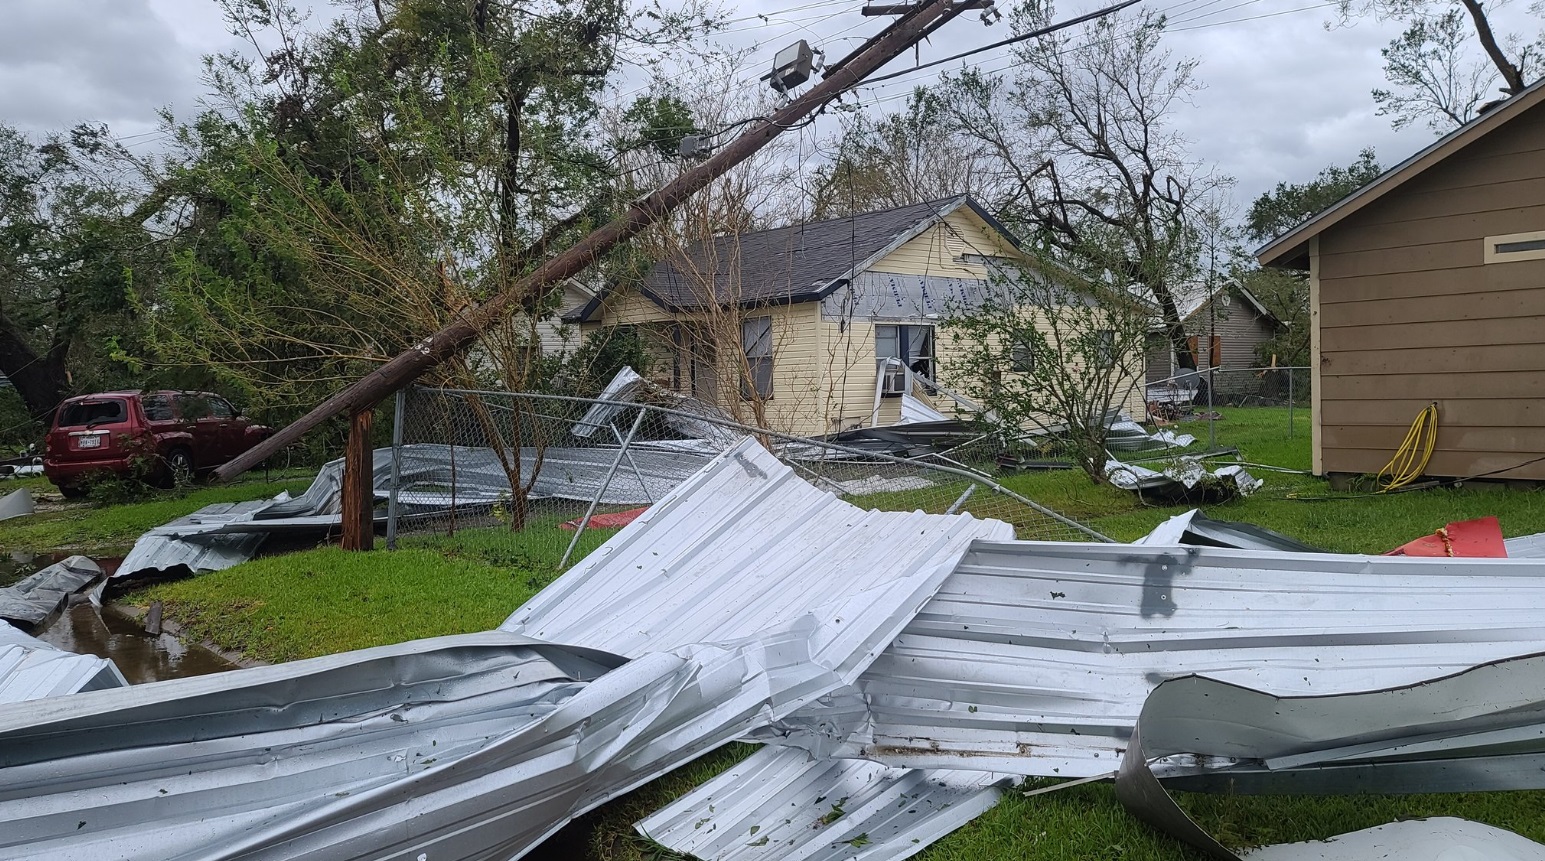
[163, 448, 194, 488]
[57, 483, 87, 500]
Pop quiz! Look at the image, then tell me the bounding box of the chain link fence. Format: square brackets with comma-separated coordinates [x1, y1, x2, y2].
[1145, 366, 1308, 444]
[387, 386, 1110, 568]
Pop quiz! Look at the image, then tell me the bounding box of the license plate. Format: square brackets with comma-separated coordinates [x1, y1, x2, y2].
[79, 435, 101, 449]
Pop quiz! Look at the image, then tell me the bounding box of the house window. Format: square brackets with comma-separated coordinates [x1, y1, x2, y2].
[1009, 339, 1035, 373]
[740, 316, 773, 400]
[1485, 230, 1545, 264]
[876, 324, 935, 396]
[1187, 335, 1222, 369]
[1094, 330, 1117, 369]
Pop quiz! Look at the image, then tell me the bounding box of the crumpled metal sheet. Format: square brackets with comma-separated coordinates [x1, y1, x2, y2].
[572, 365, 742, 446]
[0, 556, 101, 627]
[1135, 509, 1326, 552]
[1243, 818, 1545, 861]
[115, 442, 712, 580]
[1116, 653, 1545, 860]
[502, 440, 1013, 658]
[764, 542, 1545, 778]
[0, 487, 32, 522]
[2, 438, 1006, 861]
[0, 621, 125, 704]
[1105, 457, 1261, 499]
[638, 745, 1009, 861]
[1107, 416, 1196, 452]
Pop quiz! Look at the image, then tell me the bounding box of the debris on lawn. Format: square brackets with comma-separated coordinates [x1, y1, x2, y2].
[0, 620, 126, 704]
[111, 442, 712, 584]
[0, 488, 32, 522]
[559, 506, 648, 531]
[11, 436, 1545, 861]
[1106, 414, 1197, 452]
[1386, 515, 1506, 557]
[1119, 652, 1545, 859]
[0, 556, 101, 629]
[1104, 456, 1262, 501]
[1507, 530, 1545, 559]
[0, 438, 1009, 861]
[1242, 818, 1545, 861]
[1135, 508, 1327, 552]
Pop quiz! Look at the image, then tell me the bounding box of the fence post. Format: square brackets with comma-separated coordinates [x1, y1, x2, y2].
[386, 388, 406, 550]
[1288, 368, 1295, 441]
[1207, 366, 1216, 449]
[340, 408, 375, 551]
[560, 407, 648, 569]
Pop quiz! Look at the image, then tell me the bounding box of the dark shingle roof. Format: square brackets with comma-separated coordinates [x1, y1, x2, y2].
[565, 196, 1006, 322]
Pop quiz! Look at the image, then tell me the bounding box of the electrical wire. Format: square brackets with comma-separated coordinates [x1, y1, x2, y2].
[1376, 402, 1438, 491]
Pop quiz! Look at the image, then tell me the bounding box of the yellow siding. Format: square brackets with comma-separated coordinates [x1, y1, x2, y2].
[868, 207, 1019, 278]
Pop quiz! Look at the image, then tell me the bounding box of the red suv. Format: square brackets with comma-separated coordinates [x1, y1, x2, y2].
[44, 391, 272, 496]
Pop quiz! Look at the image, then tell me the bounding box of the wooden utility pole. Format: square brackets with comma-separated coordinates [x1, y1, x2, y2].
[215, 0, 969, 487]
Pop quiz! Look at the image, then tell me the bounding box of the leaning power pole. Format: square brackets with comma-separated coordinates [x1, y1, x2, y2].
[217, 0, 973, 497]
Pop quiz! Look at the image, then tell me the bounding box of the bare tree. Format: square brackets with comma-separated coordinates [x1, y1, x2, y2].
[941, 7, 1232, 372]
[1339, 0, 1541, 131]
[809, 89, 1006, 219]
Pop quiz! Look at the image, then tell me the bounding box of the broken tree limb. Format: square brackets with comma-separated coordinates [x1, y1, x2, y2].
[212, 0, 972, 482]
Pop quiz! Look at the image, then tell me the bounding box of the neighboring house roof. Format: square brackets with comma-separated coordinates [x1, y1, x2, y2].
[564, 195, 1018, 323]
[1256, 77, 1545, 269]
[1175, 281, 1281, 326]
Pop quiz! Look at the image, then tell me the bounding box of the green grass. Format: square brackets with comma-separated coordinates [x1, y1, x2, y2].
[0, 473, 317, 553]
[995, 407, 1545, 552]
[132, 518, 612, 663]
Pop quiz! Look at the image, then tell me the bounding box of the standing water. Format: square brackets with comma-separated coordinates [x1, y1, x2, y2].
[5, 550, 239, 682]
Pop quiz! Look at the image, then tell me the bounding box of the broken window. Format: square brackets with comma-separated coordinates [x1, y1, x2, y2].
[876, 324, 934, 396]
[740, 316, 773, 400]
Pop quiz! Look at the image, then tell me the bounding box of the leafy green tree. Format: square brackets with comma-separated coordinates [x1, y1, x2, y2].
[1246, 149, 1383, 244]
[0, 123, 163, 422]
[943, 259, 1152, 482]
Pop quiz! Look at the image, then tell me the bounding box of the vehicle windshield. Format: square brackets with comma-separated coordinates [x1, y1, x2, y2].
[57, 399, 129, 427]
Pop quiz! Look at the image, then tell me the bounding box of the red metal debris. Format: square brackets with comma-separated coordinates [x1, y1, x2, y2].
[1385, 516, 1507, 558]
[560, 507, 650, 532]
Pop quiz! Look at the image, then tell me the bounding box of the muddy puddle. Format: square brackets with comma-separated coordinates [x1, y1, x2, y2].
[6, 551, 240, 683]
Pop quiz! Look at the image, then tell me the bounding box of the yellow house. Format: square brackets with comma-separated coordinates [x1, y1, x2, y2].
[565, 196, 1147, 437]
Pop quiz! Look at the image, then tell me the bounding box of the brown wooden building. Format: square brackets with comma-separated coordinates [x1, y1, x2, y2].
[1258, 79, 1545, 481]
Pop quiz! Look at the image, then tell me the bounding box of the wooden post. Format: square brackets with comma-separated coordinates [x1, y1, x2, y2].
[341, 409, 375, 551]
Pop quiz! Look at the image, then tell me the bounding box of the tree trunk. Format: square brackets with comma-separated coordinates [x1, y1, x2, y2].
[1458, 0, 1527, 94]
[1144, 280, 1196, 370]
[0, 312, 69, 421]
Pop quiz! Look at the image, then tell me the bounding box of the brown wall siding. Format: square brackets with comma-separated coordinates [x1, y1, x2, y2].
[1315, 102, 1545, 479]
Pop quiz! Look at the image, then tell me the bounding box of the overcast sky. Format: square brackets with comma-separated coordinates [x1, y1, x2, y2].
[1, 0, 1535, 214]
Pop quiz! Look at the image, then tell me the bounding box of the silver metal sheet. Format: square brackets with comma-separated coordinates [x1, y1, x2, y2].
[0, 557, 101, 627]
[1506, 531, 1545, 558]
[1115, 653, 1545, 860]
[503, 439, 1015, 659]
[1105, 457, 1261, 498]
[1135, 509, 1326, 552]
[115, 443, 712, 580]
[638, 745, 1009, 861]
[1242, 818, 1545, 861]
[0, 622, 125, 704]
[0, 487, 32, 521]
[768, 542, 1545, 778]
[2, 439, 1003, 861]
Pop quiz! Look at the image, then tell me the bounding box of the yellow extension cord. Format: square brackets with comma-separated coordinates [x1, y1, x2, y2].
[1376, 402, 1439, 492]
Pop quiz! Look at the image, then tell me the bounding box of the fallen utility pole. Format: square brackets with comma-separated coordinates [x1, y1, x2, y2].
[213, 0, 968, 484]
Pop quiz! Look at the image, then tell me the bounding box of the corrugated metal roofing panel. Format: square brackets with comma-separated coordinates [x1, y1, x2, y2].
[0, 622, 125, 704]
[0, 557, 100, 627]
[768, 542, 1545, 778]
[1, 439, 1007, 861]
[639, 746, 1008, 861]
[503, 440, 1014, 659]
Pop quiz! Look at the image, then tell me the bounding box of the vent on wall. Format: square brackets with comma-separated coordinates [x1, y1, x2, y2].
[1484, 230, 1545, 264]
